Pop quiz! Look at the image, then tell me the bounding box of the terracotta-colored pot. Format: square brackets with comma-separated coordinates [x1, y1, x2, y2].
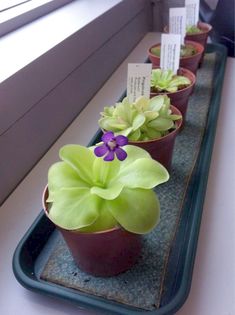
[185, 22, 212, 64]
[150, 67, 196, 123]
[148, 40, 204, 74]
[42, 186, 142, 277]
[129, 105, 182, 172]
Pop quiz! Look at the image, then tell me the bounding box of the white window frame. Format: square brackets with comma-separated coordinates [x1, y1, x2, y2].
[0, 0, 74, 37]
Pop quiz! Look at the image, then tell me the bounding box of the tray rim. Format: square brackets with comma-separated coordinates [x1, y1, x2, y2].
[12, 43, 227, 315]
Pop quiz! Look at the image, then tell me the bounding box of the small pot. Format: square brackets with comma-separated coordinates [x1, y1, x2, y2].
[148, 40, 204, 74]
[185, 22, 212, 65]
[129, 105, 182, 172]
[42, 186, 142, 277]
[150, 67, 196, 123]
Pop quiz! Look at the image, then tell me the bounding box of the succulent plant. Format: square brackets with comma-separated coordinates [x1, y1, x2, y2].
[151, 69, 191, 93]
[186, 25, 202, 34]
[98, 95, 181, 141]
[180, 44, 197, 56]
[151, 44, 197, 58]
[47, 137, 169, 234]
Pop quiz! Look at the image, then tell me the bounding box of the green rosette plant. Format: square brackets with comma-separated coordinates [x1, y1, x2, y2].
[98, 95, 181, 141]
[186, 25, 201, 34]
[47, 132, 169, 234]
[151, 69, 191, 93]
[151, 44, 197, 57]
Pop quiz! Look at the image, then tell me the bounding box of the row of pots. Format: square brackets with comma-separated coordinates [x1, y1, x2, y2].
[132, 22, 212, 172]
[42, 22, 212, 278]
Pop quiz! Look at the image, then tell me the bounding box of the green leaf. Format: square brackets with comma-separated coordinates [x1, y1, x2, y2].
[116, 157, 169, 189]
[169, 114, 182, 121]
[79, 202, 117, 232]
[59, 145, 94, 185]
[149, 96, 165, 111]
[107, 188, 160, 234]
[91, 183, 124, 200]
[92, 155, 120, 185]
[48, 188, 100, 230]
[128, 129, 141, 141]
[47, 161, 89, 202]
[151, 46, 161, 57]
[144, 110, 159, 122]
[148, 117, 174, 131]
[134, 97, 149, 112]
[145, 127, 162, 139]
[115, 127, 133, 137]
[99, 117, 128, 131]
[132, 113, 146, 130]
[168, 76, 191, 89]
[120, 145, 151, 163]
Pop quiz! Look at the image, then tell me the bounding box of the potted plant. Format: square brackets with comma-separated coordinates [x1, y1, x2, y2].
[43, 136, 169, 277]
[148, 40, 204, 74]
[150, 67, 196, 123]
[185, 21, 212, 65]
[98, 95, 182, 171]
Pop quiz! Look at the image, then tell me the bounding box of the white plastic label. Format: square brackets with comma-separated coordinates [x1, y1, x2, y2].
[160, 33, 181, 74]
[185, 0, 199, 27]
[127, 63, 152, 103]
[169, 7, 186, 44]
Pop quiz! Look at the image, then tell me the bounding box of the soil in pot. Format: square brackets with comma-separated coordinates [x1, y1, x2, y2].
[43, 187, 142, 277]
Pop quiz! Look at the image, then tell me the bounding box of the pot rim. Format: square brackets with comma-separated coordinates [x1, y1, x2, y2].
[150, 66, 196, 95]
[186, 21, 213, 35]
[164, 21, 212, 35]
[42, 185, 121, 235]
[148, 40, 204, 60]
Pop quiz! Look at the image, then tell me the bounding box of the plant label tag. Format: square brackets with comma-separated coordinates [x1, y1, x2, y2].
[185, 0, 199, 26]
[169, 7, 186, 45]
[127, 63, 152, 103]
[160, 33, 181, 74]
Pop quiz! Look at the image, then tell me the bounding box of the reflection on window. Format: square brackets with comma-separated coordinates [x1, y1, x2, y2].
[0, 1, 32, 12]
[0, 0, 73, 37]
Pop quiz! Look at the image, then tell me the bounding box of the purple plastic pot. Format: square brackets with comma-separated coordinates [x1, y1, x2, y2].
[150, 67, 196, 123]
[148, 40, 204, 74]
[42, 186, 142, 277]
[129, 105, 182, 172]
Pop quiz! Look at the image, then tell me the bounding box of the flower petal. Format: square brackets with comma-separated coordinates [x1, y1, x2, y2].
[104, 150, 115, 161]
[102, 131, 114, 143]
[107, 188, 160, 234]
[115, 135, 128, 146]
[115, 147, 127, 161]
[94, 144, 108, 157]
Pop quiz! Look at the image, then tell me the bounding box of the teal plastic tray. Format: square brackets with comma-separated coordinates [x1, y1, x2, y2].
[12, 43, 227, 315]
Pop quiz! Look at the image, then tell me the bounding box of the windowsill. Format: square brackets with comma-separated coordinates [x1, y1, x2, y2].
[0, 0, 122, 83]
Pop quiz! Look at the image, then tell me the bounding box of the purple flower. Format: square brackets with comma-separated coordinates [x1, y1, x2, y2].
[94, 131, 128, 161]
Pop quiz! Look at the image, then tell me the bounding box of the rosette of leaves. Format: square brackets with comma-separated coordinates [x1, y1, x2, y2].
[47, 144, 169, 234]
[151, 69, 191, 93]
[99, 95, 181, 141]
[151, 44, 197, 57]
[186, 25, 201, 34]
